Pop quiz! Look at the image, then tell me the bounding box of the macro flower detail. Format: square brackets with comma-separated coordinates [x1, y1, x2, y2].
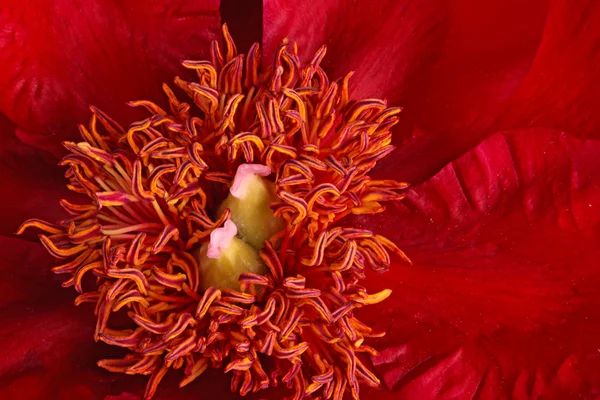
[18, 24, 410, 400]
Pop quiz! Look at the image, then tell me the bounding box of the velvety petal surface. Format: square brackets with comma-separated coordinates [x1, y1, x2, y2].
[0, 121, 73, 237]
[353, 129, 600, 398]
[0, 0, 220, 156]
[0, 236, 93, 399]
[503, 0, 600, 139]
[263, 0, 550, 183]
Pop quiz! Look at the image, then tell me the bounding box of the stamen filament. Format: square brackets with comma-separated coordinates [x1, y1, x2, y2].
[101, 223, 164, 236]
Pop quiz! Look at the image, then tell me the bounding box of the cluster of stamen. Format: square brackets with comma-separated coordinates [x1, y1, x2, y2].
[19, 25, 410, 400]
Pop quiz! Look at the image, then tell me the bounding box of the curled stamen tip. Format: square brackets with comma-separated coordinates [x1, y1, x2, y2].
[230, 163, 271, 199]
[207, 220, 238, 259]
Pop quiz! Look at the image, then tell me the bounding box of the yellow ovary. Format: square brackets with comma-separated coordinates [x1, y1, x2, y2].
[220, 173, 284, 250]
[198, 235, 266, 291]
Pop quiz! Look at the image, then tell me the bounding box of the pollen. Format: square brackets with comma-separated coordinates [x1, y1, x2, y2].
[18, 24, 410, 400]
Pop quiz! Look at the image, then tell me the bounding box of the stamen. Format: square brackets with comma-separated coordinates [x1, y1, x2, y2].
[18, 23, 410, 400]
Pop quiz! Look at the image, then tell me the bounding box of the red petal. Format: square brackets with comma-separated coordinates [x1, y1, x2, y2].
[263, 0, 449, 116]
[0, 0, 220, 156]
[0, 237, 64, 307]
[263, 0, 549, 183]
[0, 126, 72, 236]
[0, 238, 97, 400]
[355, 129, 600, 398]
[504, 0, 600, 139]
[0, 300, 93, 374]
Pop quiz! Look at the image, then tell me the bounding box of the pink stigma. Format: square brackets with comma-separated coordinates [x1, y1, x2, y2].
[207, 220, 238, 258]
[230, 164, 271, 199]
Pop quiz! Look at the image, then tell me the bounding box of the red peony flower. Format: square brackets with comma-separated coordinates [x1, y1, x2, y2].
[2, 1, 600, 399]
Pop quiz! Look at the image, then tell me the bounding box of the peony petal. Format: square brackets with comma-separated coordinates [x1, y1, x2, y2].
[0, 239, 96, 398]
[0, 123, 73, 237]
[353, 128, 600, 398]
[264, 0, 447, 100]
[263, 0, 549, 183]
[0, 236, 67, 307]
[0, 300, 93, 377]
[0, 0, 220, 156]
[503, 0, 600, 139]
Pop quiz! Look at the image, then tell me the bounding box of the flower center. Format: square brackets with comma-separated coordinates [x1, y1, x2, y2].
[19, 24, 410, 400]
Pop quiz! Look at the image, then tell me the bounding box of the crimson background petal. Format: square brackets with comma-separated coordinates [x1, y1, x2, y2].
[263, 0, 549, 183]
[503, 0, 600, 139]
[0, 0, 220, 156]
[354, 129, 600, 398]
[0, 236, 93, 399]
[0, 122, 73, 237]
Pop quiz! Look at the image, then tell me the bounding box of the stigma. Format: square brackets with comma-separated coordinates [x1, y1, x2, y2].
[18, 24, 410, 400]
[199, 163, 280, 290]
